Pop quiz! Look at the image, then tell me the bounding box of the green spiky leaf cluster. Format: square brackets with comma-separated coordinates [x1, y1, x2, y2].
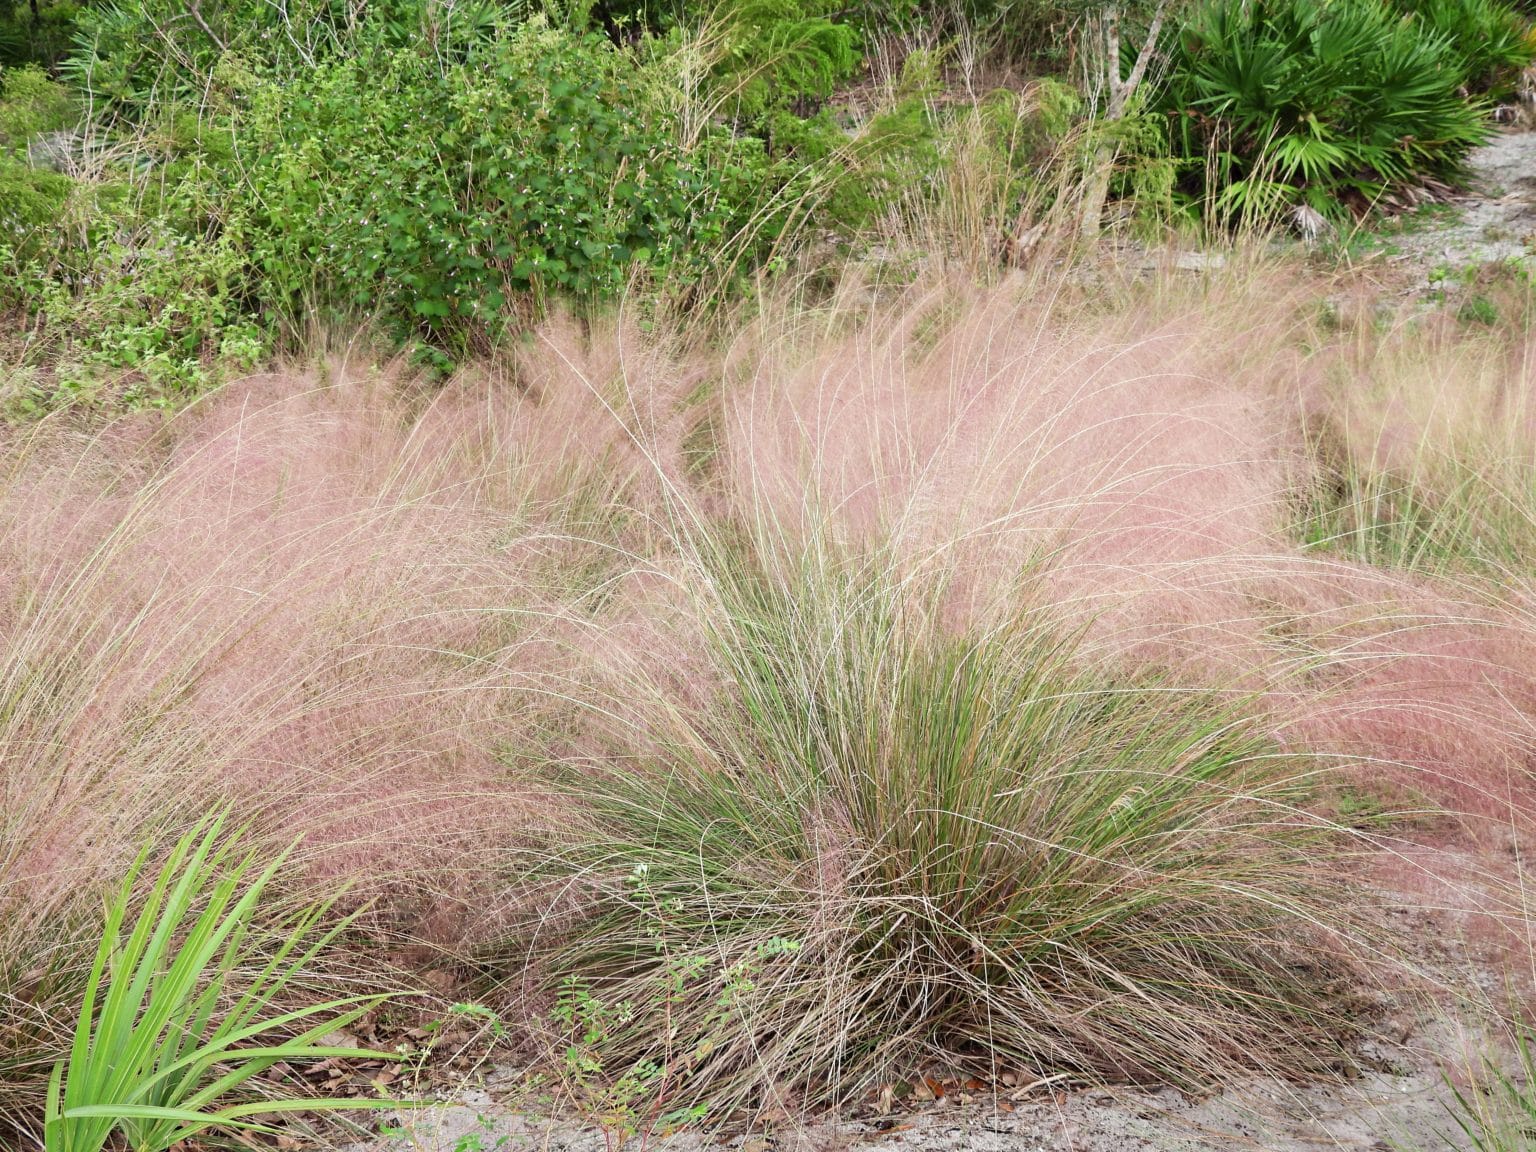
[1397, 0, 1536, 98]
[1158, 0, 1509, 220]
[44, 814, 403, 1152]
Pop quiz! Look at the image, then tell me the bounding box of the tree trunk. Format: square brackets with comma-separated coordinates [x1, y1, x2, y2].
[1077, 0, 1168, 246]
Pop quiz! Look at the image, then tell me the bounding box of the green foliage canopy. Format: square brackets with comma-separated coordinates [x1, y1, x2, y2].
[1156, 0, 1526, 219]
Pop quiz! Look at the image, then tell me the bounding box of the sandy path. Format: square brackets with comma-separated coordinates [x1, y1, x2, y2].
[1372, 127, 1536, 280]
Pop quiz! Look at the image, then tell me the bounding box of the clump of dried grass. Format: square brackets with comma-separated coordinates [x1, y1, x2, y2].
[504, 535, 1361, 1117]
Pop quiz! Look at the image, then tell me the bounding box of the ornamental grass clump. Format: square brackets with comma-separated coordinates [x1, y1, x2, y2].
[509, 540, 1359, 1116]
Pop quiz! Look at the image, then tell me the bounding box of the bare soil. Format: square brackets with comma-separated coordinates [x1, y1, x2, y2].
[356, 872, 1516, 1152]
[1361, 127, 1536, 285]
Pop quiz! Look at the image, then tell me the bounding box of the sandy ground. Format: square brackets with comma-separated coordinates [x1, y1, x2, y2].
[1367, 127, 1536, 282]
[351, 880, 1514, 1152]
[361, 1064, 1477, 1152]
[358, 1057, 1477, 1152]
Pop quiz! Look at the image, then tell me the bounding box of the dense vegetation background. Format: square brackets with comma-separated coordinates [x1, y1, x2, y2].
[1, 0, 1532, 404]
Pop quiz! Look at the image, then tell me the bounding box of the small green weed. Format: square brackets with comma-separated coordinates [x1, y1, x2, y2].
[538, 875, 790, 1147]
[1444, 1022, 1536, 1151]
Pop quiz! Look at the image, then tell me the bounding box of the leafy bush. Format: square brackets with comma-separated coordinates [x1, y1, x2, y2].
[232, 21, 726, 348]
[1, 124, 263, 410]
[0, 157, 69, 261]
[506, 546, 1354, 1113]
[0, 65, 73, 265]
[2, 220, 268, 411]
[29, 227, 265, 405]
[12, 18, 740, 394]
[700, 0, 858, 123]
[0, 63, 74, 144]
[60, 0, 508, 111]
[588, 0, 867, 272]
[8, 9, 866, 397]
[1158, 0, 1495, 220]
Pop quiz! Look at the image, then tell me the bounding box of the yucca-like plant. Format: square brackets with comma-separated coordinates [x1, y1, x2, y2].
[44, 814, 403, 1152]
[1158, 0, 1495, 221]
[505, 541, 1358, 1116]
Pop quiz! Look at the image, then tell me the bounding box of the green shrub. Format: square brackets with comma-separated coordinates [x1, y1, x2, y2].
[701, 0, 858, 123]
[0, 66, 74, 287]
[232, 21, 725, 348]
[597, 0, 865, 272]
[0, 64, 74, 145]
[35, 228, 263, 404]
[1, 152, 263, 409]
[59, 0, 508, 111]
[0, 156, 69, 260]
[504, 544, 1355, 1114]
[1158, 0, 1494, 221]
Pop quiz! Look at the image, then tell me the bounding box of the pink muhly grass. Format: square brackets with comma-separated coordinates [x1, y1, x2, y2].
[0, 333, 688, 1133]
[8, 255, 1536, 1135]
[717, 267, 1310, 672]
[708, 263, 1536, 836]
